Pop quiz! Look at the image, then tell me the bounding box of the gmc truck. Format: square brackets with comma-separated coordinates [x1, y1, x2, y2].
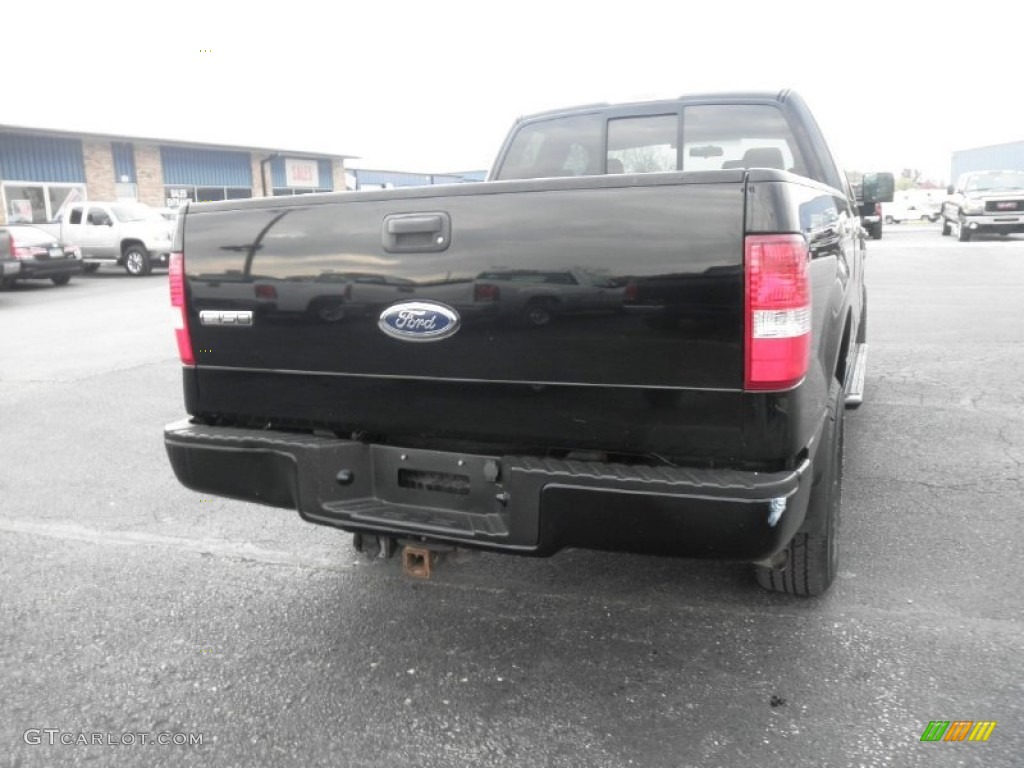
[940, 170, 1024, 241]
[41, 201, 174, 275]
[164, 90, 893, 596]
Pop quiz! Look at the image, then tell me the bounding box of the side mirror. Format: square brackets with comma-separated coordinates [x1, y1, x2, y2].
[946, 184, 955, 195]
[861, 172, 895, 204]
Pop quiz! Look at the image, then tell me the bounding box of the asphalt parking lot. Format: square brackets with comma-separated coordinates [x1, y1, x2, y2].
[1, 225, 1021, 768]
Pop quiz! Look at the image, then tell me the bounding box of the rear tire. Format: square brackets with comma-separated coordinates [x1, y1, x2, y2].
[941, 218, 951, 236]
[82, 263, 100, 273]
[869, 222, 882, 240]
[123, 245, 152, 276]
[957, 221, 972, 242]
[755, 378, 844, 596]
[51, 275, 71, 286]
[308, 298, 346, 323]
[523, 299, 554, 327]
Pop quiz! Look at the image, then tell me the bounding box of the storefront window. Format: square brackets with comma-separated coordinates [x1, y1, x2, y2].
[165, 186, 252, 207]
[2, 183, 86, 223]
[50, 186, 85, 219]
[4, 185, 45, 222]
[195, 187, 226, 203]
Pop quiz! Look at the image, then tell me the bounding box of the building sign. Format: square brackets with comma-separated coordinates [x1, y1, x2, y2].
[285, 158, 320, 189]
[166, 187, 195, 209]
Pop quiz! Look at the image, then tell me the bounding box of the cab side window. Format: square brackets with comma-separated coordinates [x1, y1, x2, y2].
[682, 104, 810, 180]
[496, 114, 603, 180]
[87, 207, 111, 226]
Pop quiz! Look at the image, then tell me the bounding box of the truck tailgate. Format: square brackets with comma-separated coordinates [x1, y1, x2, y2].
[184, 173, 745, 391]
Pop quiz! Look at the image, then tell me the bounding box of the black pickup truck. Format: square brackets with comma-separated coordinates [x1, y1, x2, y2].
[164, 90, 893, 596]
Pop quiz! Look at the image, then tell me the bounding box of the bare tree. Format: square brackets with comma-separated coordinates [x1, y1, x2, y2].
[615, 146, 676, 174]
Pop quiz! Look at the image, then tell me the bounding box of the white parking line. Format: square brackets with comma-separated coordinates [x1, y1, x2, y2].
[0, 518, 354, 571]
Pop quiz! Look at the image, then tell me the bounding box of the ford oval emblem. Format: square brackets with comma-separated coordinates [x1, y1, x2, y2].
[378, 301, 461, 342]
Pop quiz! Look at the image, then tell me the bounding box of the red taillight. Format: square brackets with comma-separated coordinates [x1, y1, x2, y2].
[169, 252, 195, 366]
[623, 281, 638, 302]
[474, 283, 500, 302]
[9, 235, 39, 260]
[744, 234, 810, 391]
[254, 283, 277, 300]
[874, 203, 882, 216]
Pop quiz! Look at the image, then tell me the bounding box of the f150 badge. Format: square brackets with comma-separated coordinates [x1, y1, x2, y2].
[378, 301, 461, 342]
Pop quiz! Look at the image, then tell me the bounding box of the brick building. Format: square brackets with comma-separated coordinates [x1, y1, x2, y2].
[0, 124, 352, 225]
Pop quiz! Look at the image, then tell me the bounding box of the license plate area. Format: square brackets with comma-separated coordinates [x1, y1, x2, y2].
[371, 445, 500, 511]
[49, 247, 64, 258]
[398, 468, 471, 495]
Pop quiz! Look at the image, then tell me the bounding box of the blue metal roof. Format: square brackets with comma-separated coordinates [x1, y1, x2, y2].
[951, 141, 1024, 181]
[269, 156, 334, 190]
[0, 132, 85, 183]
[353, 169, 487, 189]
[112, 142, 136, 183]
[161, 146, 252, 187]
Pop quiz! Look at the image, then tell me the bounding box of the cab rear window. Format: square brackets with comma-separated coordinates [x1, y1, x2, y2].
[494, 104, 809, 182]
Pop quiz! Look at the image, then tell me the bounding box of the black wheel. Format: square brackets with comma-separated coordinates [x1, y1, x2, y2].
[941, 218, 951, 236]
[51, 275, 71, 286]
[1, 277, 16, 289]
[523, 299, 554, 327]
[869, 222, 882, 240]
[309, 298, 346, 323]
[884, 215, 894, 224]
[756, 378, 844, 596]
[123, 245, 152, 276]
[957, 221, 972, 242]
[82, 263, 100, 273]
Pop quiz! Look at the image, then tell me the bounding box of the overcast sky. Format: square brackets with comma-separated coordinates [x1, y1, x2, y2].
[6, 0, 1021, 183]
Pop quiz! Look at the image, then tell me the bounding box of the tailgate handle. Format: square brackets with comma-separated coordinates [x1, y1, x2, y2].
[387, 215, 443, 234]
[383, 212, 451, 253]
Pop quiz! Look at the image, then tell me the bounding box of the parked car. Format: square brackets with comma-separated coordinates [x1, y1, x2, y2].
[40, 201, 174, 276]
[940, 170, 1024, 241]
[882, 202, 939, 224]
[0, 229, 22, 282]
[0, 224, 83, 287]
[852, 183, 883, 239]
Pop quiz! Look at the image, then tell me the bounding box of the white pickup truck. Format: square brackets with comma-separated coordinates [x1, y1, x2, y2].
[42, 202, 174, 276]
